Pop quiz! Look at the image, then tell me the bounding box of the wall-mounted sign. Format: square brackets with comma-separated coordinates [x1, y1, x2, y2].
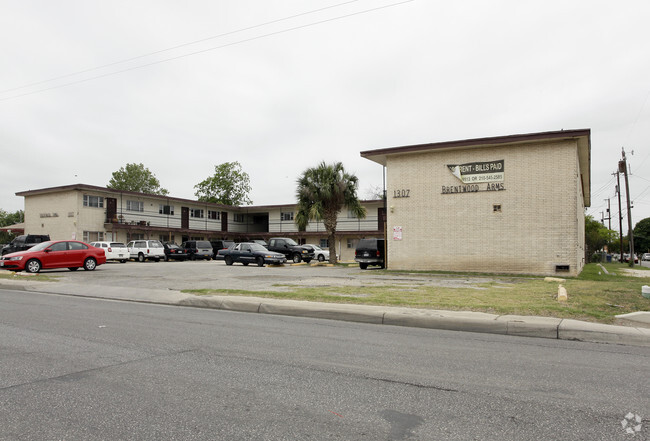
[393, 226, 403, 240]
[442, 160, 505, 194]
[447, 160, 504, 184]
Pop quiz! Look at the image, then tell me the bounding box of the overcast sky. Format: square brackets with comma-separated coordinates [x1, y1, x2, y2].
[1, 0, 649, 234]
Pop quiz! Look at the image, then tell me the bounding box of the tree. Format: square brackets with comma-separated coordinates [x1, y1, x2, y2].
[194, 162, 252, 206]
[584, 215, 617, 261]
[633, 217, 650, 254]
[295, 161, 366, 264]
[107, 163, 169, 195]
[0, 209, 24, 243]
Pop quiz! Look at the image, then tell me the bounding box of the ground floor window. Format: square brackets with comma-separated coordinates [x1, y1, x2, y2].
[347, 238, 358, 249]
[320, 239, 329, 248]
[159, 234, 175, 243]
[83, 231, 105, 242]
[127, 233, 145, 241]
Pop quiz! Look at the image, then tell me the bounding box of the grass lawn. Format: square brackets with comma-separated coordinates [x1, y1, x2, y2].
[187, 263, 650, 324]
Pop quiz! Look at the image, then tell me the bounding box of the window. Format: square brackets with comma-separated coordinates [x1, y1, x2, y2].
[320, 239, 329, 248]
[281, 212, 294, 221]
[347, 238, 358, 249]
[127, 233, 144, 241]
[190, 209, 204, 218]
[493, 204, 502, 213]
[83, 231, 105, 242]
[69, 242, 87, 250]
[50, 242, 68, 252]
[159, 205, 174, 215]
[208, 210, 220, 220]
[83, 195, 104, 208]
[159, 235, 174, 243]
[234, 214, 245, 223]
[127, 200, 144, 212]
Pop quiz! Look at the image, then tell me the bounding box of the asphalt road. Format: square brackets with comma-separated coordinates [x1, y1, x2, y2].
[1, 288, 648, 440]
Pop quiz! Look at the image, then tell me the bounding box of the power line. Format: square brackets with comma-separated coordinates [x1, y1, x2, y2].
[0, 0, 415, 102]
[0, 0, 364, 95]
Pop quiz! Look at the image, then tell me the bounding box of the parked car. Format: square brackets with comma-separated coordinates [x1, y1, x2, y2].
[127, 240, 165, 262]
[0, 240, 106, 273]
[267, 237, 314, 263]
[90, 241, 129, 263]
[355, 238, 385, 269]
[641, 253, 650, 262]
[210, 240, 235, 260]
[219, 242, 286, 267]
[1, 234, 50, 256]
[162, 242, 187, 261]
[304, 244, 332, 262]
[622, 253, 639, 264]
[181, 240, 213, 260]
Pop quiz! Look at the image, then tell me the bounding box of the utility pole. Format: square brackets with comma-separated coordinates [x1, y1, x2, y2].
[604, 198, 611, 230]
[615, 172, 624, 263]
[619, 148, 635, 267]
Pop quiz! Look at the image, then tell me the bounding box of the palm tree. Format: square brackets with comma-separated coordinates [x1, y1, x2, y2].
[295, 162, 366, 263]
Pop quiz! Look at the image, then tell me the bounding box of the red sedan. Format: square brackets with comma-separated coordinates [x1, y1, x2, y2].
[0, 240, 107, 273]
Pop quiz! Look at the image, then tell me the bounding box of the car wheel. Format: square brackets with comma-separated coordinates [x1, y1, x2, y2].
[318, 254, 325, 262]
[154, 258, 160, 262]
[257, 257, 264, 267]
[83, 257, 97, 271]
[120, 260, 127, 263]
[243, 262, 249, 266]
[292, 253, 301, 264]
[225, 256, 233, 266]
[190, 254, 196, 261]
[26, 259, 41, 273]
[164, 255, 169, 262]
[138, 253, 145, 262]
[68, 267, 79, 271]
[359, 262, 368, 270]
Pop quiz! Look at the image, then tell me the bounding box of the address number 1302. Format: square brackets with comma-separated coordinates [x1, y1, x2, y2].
[393, 189, 410, 198]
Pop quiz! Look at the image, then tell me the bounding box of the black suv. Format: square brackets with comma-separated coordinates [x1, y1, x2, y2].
[267, 238, 314, 263]
[355, 238, 385, 269]
[210, 240, 235, 260]
[181, 240, 214, 260]
[1, 234, 50, 255]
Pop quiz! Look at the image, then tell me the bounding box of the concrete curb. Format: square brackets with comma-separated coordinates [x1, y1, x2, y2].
[2, 281, 649, 347]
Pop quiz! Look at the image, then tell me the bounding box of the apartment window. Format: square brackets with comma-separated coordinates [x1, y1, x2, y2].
[159, 234, 174, 243]
[159, 205, 174, 215]
[281, 212, 294, 221]
[320, 239, 329, 248]
[83, 231, 105, 242]
[190, 208, 204, 218]
[83, 195, 104, 208]
[127, 233, 144, 241]
[234, 214, 245, 223]
[347, 238, 358, 249]
[208, 210, 220, 220]
[126, 200, 144, 212]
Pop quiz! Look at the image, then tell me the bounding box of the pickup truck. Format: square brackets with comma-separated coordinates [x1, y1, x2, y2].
[219, 242, 286, 267]
[1, 234, 50, 255]
[266, 238, 314, 263]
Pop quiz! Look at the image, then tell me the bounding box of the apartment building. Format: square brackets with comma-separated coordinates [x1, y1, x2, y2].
[16, 184, 384, 261]
[361, 129, 591, 276]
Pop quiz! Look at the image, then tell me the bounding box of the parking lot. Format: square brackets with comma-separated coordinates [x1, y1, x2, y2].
[25, 259, 498, 292]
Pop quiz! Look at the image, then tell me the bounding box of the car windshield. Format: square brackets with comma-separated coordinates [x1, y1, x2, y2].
[284, 238, 298, 246]
[28, 241, 55, 251]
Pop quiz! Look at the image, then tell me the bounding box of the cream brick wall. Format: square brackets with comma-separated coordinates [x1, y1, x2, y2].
[386, 140, 582, 276]
[25, 191, 78, 240]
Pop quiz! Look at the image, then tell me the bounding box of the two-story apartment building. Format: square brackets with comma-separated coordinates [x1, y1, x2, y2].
[16, 184, 384, 261]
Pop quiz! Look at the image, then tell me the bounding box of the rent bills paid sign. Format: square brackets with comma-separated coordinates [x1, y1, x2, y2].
[443, 160, 504, 194]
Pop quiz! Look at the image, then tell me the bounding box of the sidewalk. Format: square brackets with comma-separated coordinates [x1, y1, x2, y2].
[2, 278, 650, 347]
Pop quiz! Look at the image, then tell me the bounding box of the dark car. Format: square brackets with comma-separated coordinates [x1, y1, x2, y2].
[181, 240, 213, 261]
[267, 237, 314, 263]
[355, 238, 385, 269]
[163, 242, 187, 261]
[1, 234, 50, 255]
[210, 240, 235, 260]
[0, 240, 106, 273]
[219, 242, 286, 267]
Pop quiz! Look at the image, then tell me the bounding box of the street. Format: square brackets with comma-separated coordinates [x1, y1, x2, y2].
[1, 288, 648, 440]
